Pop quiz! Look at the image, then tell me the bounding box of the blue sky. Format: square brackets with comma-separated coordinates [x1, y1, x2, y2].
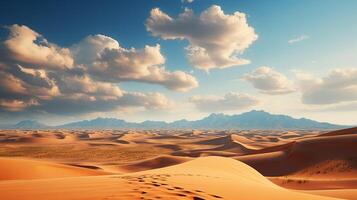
[0, 0, 357, 125]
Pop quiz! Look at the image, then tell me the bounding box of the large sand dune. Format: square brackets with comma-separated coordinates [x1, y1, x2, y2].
[236, 133, 357, 176]
[0, 157, 110, 180]
[0, 157, 336, 200]
[0, 128, 355, 199]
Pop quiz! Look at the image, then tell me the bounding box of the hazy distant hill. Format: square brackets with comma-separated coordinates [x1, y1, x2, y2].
[57, 110, 345, 130]
[186, 110, 342, 129]
[57, 117, 131, 129]
[8, 110, 347, 130]
[10, 120, 48, 129]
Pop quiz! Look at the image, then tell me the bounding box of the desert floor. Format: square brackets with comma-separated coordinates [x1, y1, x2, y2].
[0, 127, 356, 200]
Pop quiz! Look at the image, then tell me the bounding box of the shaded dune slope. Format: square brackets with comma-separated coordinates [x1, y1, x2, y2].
[118, 155, 192, 173]
[237, 132, 357, 176]
[172, 134, 256, 157]
[318, 127, 357, 137]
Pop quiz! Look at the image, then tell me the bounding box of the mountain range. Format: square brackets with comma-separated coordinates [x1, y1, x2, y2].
[2, 110, 348, 130]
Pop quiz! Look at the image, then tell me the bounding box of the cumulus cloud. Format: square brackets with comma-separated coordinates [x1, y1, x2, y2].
[0, 99, 39, 112]
[71, 34, 120, 65]
[72, 34, 198, 92]
[296, 68, 357, 104]
[0, 25, 73, 70]
[52, 74, 123, 101]
[0, 25, 186, 115]
[119, 92, 174, 110]
[0, 62, 124, 113]
[36, 91, 173, 115]
[244, 66, 296, 95]
[0, 67, 173, 115]
[189, 92, 259, 112]
[146, 5, 258, 71]
[0, 63, 60, 101]
[288, 35, 309, 44]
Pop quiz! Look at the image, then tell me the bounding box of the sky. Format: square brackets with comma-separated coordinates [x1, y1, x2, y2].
[0, 0, 356, 125]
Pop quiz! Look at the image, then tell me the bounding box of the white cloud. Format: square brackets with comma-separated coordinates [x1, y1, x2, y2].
[0, 25, 184, 115]
[296, 68, 357, 104]
[73, 34, 198, 92]
[38, 89, 174, 115]
[244, 66, 296, 95]
[54, 74, 123, 101]
[189, 92, 259, 112]
[1, 25, 74, 70]
[0, 63, 60, 101]
[288, 35, 309, 44]
[119, 92, 174, 110]
[146, 5, 258, 71]
[0, 99, 39, 112]
[71, 34, 120, 65]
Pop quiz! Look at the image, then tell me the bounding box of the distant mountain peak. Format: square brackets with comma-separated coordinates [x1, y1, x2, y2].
[241, 110, 270, 115]
[93, 117, 122, 121]
[15, 120, 42, 125]
[13, 120, 47, 129]
[207, 113, 226, 118]
[9, 110, 347, 130]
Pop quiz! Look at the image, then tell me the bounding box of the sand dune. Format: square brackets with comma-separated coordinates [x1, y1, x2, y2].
[318, 127, 357, 137]
[0, 157, 335, 200]
[118, 155, 192, 172]
[172, 134, 255, 157]
[292, 159, 357, 179]
[119, 132, 157, 142]
[194, 134, 235, 145]
[270, 177, 357, 190]
[0, 130, 79, 144]
[0, 157, 110, 180]
[0, 128, 355, 199]
[280, 131, 302, 139]
[233, 130, 357, 194]
[237, 133, 357, 176]
[195, 134, 254, 153]
[304, 189, 357, 200]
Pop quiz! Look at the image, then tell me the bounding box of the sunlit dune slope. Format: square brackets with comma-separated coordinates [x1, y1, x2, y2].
[0, 130, 79, 144]
[0, 157, 110, 180]
[0, 157, 336, 200]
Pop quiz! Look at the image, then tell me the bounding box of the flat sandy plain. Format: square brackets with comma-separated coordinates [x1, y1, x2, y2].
[0, 127, 356, 200]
